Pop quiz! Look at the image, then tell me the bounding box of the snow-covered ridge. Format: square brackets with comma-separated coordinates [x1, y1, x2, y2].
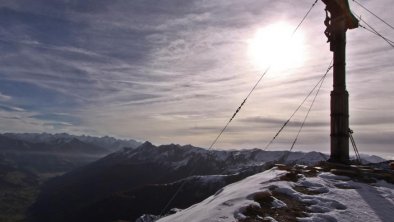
[106, 141, 386, 172]
[158, 165, 394, 222]
[158, 168, 286, 222]
[103, 141, 329, 175]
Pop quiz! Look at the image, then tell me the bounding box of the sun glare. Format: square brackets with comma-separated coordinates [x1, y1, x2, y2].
[248, 22, 306, 73]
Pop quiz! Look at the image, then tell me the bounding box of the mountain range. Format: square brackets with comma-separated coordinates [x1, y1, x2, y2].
[2, 132, 141, 152]
[28, 141, 385, 222]
[0, 133, 387, 222]
[0, 133, 142, 174]
[0, 133, 141, 221]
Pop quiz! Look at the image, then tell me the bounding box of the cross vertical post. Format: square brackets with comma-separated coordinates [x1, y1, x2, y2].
[322, 0, 358, 164]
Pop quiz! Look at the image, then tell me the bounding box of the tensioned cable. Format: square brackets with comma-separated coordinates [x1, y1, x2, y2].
[360, 18, 394, 47]
[281, 61, 331, 163]
[207, 0, 319, 152]
[158, 68, 272, 218]
[289, 63, 329, 152]
[264, 60, 333, 151]
[352, 12, 394, 48]
[159, 0, 319, 216]
[359, 23, 394, 47]
[208, 66, 271, 151]
[293, 0, 319, 36]
[352, 0, 394, 31]
[349, 129, 362, 164]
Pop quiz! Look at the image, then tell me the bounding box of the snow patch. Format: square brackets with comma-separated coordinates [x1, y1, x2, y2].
[157, 168, 286, 222]
[158, 167, 394, 222]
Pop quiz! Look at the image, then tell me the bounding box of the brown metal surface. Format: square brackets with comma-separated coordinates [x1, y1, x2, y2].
[322, 0, 358, 164]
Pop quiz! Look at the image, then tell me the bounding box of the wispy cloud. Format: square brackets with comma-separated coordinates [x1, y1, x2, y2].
[0, 92, 11, 101]
[0, 0, 393, 155]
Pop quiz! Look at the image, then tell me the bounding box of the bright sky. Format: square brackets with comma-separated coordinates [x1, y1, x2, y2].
[0, 0, 393, 156]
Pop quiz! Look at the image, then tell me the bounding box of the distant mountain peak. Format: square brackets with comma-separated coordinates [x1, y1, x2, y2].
[2, 132, 142, 151]
[140, 141, 154, 147]
[28, 140, 389, 222]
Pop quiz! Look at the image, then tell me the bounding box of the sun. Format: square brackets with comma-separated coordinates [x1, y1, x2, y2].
[248, 22, 306, 73]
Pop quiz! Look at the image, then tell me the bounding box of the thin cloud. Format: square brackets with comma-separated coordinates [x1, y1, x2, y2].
[0, 92, 11, 101]
[0, 104, 25, 112]
[0, 0, 393, 155]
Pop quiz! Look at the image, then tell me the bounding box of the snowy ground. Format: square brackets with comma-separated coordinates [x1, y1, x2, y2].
[157, 166, 394, 222]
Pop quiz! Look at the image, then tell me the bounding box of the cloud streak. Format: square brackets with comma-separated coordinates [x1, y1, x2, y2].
[0, 0, 393, 156]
